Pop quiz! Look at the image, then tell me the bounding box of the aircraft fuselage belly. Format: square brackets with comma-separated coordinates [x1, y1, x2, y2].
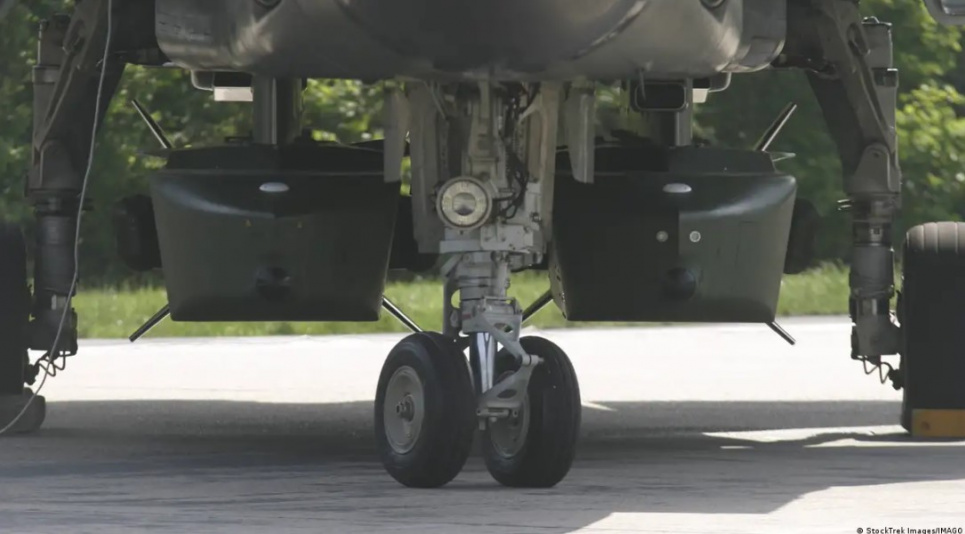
[155, 0, 786, 80]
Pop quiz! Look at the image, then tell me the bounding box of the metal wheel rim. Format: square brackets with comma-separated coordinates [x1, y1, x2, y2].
[488, 371, 530, 458]
[383, 365, 425, 455]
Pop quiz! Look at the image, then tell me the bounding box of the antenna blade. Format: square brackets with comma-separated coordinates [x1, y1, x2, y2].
[767, 321, 797, 346]
[129, 304, 171, 343]
[131, 99, 173, 150]
[754, 102, 798, 152]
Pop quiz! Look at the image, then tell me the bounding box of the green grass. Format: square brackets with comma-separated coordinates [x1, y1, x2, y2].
[72, 264, 852, 339]
[775, 263, 851, 316]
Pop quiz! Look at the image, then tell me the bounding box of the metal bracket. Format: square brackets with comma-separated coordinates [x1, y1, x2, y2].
[472, 311, 536, 365]
[563, 84, 596, 184]
[469, 310, 542, 420]
[851, 143, 899, 196]
[476, 360, 537, 420]
[383, 87, 410, 184]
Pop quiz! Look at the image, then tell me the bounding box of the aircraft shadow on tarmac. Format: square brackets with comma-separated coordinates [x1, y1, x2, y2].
[1, 399, 962, 531]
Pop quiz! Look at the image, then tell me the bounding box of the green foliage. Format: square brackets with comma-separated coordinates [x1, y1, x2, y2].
[303, 79, 385, 142]
[896, 83, 965, 223]
[0, 3, 42, 225]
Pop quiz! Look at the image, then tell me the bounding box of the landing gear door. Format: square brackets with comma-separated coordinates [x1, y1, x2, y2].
[924, 0, 965, 25]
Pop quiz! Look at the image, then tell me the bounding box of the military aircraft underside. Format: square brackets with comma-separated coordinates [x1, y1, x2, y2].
[2, 0, 965, 488]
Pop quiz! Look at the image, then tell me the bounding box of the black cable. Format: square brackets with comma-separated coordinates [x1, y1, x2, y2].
[496, 84, 536, 219]
[861, 357, 896, 386]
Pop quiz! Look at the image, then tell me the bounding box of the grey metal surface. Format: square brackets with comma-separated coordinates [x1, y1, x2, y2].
[474, 333, 497, 394]
[3, 321, 963, 532]
[251, 77, 302, 146]
[925, 0, 965, 24]
[154, 0, 785, 80]
[551, 148, 797, 323]
[382, 365, 424, 455]
[148, 145, 399, 322]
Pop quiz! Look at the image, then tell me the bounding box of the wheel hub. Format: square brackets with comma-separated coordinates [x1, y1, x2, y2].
[395, 395, 416, 421]
[383, 366, 425, 454]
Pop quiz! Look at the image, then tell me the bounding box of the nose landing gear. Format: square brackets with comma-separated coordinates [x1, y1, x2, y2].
[374, 81, 581, 487]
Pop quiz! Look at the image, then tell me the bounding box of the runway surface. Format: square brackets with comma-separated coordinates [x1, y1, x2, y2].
[2, 317, 964, 533]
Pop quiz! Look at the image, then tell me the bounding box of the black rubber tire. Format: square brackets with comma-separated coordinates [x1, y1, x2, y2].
[482, 336, 581, 488]
[375, 332, 476, 488]
[900, 222, 965, 431]
[0, 387, 46, 435]
[0, 223, 30, 397]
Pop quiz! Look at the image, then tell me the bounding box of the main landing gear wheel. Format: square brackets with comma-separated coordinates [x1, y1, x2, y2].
[375, 332, 476, 488]
[0, 222, 46, 435]
[899, 222, 965, 437]
[482, 336, 581, 488]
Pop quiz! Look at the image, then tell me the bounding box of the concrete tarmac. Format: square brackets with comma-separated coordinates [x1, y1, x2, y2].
[1, 318, 963, 533]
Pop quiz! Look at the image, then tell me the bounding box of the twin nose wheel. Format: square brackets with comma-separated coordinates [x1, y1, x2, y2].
[374, 333, 581, 488]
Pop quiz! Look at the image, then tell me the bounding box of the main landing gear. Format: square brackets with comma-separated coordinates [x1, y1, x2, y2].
[784, 2, 965, 437]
